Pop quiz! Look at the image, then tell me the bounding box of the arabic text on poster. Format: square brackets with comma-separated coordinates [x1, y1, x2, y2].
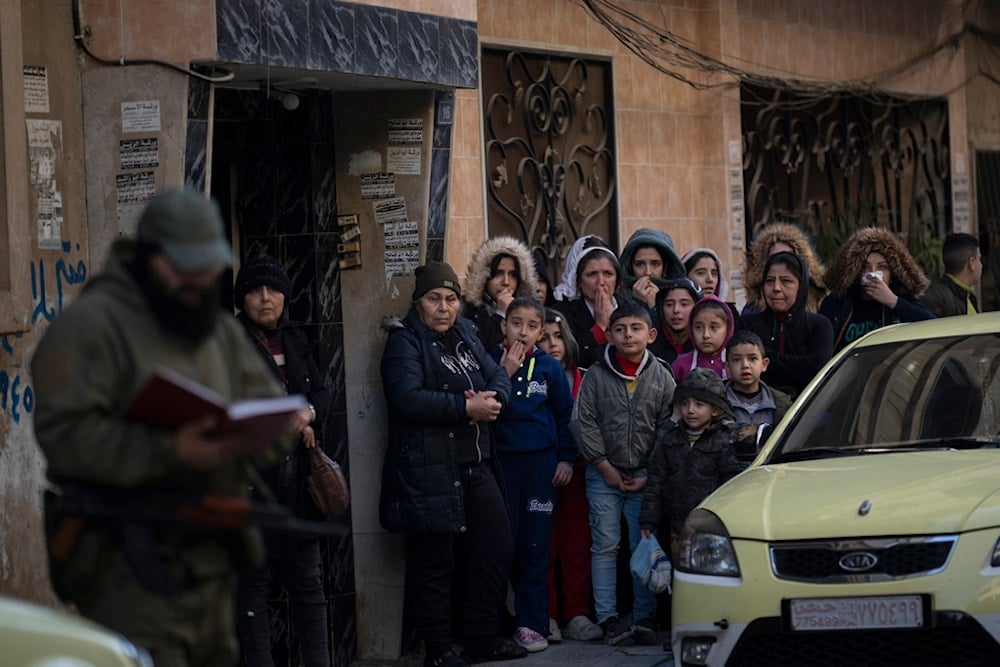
[383, 221, 419, 249]
[387, 146, 421, 175]
[385, 249, 420, 277]
[120, 138, 160, 170]
[388, 118, 423, 144]
[122, 101, 162, 133]
[23, 65, 50, 114]
[26, 119, 64, 249]
[360, 172, 396, 199]
[373, 197, 408, 225]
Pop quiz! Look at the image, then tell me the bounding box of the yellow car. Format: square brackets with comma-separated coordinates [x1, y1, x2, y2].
[672, 313, 1000, 666]
[0, 595, 152, 666]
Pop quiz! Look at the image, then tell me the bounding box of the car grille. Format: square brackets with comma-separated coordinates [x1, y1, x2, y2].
[724, 615, 1000, 667]
[770, 536, 955, 582]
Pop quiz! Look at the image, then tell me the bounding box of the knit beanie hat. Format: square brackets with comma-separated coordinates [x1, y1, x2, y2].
[675, 368, 734, 419]
[234, 255, 292, 308]
[413, 261, 461, 300]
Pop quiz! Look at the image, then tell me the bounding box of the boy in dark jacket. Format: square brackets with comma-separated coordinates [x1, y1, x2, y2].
[570, 302, 676, 646]
[640, 369, 745, 557]
[724, 330, 793, 461]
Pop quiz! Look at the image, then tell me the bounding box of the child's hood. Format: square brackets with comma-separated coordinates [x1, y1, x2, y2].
[599, 343, 659, 381]
[681, 247, 730, 300]
[686, 295, 735, 349]
[620, 228, 685, 289]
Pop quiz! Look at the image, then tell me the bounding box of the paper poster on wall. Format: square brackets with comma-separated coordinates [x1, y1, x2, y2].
[116, 171, 156, 231]
[384, 221, 419, 249]
[385, 249, 420, 276]
[23, 65, 50, 114]
[388, 118, 423, 144]
[387, 146, 421, 175]
[373, 197, 408, 225]
[360, 172, 396, 199]
[122, 101, 161, 133]
[120, 138, 160, 170]
[26, 119, 64, 248]
[953, 175, 971, 232]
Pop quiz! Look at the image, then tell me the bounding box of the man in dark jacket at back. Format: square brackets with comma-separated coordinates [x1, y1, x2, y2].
[921, 233, 982, 317]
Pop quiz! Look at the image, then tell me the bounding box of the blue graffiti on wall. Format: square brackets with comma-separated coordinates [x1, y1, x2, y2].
[2, 242, 87, 423]
[31, 241, 87, 323]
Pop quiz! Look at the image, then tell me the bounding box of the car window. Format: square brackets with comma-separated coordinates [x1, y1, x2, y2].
[772, 333, 1000, 458]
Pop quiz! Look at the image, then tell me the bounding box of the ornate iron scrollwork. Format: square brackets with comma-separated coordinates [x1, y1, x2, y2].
[482, 48, 617, 282]
[742, 86, 950, 263]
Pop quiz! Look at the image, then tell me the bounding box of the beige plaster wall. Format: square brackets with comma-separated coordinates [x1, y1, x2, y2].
[333, 89, 437, 662]
[0, 0, 91, 602]
[451, 0, 976, 296]
[351, 0, 477, 21]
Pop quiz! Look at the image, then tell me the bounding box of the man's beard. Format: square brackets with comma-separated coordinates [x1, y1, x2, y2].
[130, 260, 222, 344]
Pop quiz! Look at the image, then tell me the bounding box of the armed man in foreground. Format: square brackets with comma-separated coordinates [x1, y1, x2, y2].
[31, 188, 295, 667]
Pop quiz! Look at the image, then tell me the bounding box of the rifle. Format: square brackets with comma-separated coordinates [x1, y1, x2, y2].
[46, 483, 345, 597]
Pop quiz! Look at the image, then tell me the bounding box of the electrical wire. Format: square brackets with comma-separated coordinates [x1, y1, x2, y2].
[71, 0, 235, 83]
[576, 0, 998, 110]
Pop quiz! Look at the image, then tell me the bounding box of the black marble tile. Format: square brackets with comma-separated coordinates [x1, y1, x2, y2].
[433, 91, 455, 149]
[309, 0, 355, 73]
[185, 120, 207, 192]
[329, 592, 358, 666]
[241, 238, 278, 263]
[308, 91, 337, 145]
[398, 11, 440, 84]
[217, 0, 262, 64]
[262, 0, 309, 68]
[275, 148, 313, 235]
[215, 89, 269, 122]
[315, 236, 342, 323]
[326, 527, 354, 595]
[440, 18, 479, 88]
[317, 323, 346, 415]
[280, 236, 317, 323]
[187, 78, 211, 120]
[427, 147, 450, 239]
[312, 171, 339, 233]
[426, 238, 445, 263]
[239, 147, 278, 237]
[354, 4, 399, 78]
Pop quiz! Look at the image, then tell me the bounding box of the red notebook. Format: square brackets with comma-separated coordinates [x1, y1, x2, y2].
[123, 368, 306, 447]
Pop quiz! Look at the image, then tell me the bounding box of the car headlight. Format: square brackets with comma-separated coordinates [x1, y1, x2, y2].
[679, 508, 740, 576]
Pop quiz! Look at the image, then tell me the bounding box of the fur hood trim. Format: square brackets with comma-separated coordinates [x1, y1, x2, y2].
[744, 223, 827, 312]
[464, 236, 537, 309]
[682, 248, 730, 301]
[823, 227, 929, 297]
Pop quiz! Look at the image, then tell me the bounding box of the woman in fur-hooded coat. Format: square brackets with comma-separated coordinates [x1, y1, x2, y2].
[743, 223, 827, 313]
[462, 236, 538, 351]
[819, 227, 934, 352]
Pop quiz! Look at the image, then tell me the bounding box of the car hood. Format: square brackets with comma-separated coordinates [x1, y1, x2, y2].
[706, 450, 1000, 540]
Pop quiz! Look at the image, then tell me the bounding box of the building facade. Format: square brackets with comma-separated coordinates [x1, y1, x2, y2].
[1, 0, 998, 664]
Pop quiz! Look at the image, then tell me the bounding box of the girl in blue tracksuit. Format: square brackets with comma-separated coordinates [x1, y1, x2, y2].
[491, 297, 576, 653]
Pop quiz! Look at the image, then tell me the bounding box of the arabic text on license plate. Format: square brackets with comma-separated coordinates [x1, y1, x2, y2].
[789, 595, 924, 631]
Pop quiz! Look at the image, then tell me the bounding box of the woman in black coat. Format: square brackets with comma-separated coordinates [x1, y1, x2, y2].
[233, 255, 332, 667]
[380, 261, 525, 667]
[740, 252, 833, 397]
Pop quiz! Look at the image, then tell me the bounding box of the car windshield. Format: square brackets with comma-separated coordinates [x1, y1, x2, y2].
[770, 332, 1000, 461]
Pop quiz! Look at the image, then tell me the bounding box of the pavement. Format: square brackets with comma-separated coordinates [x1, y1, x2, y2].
[368, 632, 675, 667]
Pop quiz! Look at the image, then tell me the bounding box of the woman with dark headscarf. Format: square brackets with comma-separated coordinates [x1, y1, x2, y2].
[740, 252, 833, 397]
[233, 255, 331, 667]
[742, 223, 827, 314]
[819, 227, 934, 352]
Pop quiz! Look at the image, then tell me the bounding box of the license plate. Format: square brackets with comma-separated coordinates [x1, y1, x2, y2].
[788, 595, 925, 631]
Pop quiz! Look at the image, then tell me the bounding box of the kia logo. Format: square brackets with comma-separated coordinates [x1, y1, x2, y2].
[839, 551, 878, 572]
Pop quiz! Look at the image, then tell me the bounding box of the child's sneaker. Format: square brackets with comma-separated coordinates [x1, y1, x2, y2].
[547, 617, 563, 643]
[513, 626, 548, 652]
[599, 616, 632, 645]
[630, 616, 658, 645]
[563, 614, 602, 641]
